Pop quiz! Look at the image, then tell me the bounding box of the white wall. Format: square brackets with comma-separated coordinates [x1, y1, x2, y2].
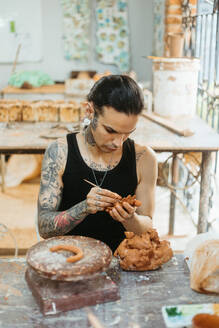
[0, 0, 153, 90]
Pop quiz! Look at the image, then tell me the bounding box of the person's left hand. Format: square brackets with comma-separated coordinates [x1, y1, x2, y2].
[109, 201, 136, 223]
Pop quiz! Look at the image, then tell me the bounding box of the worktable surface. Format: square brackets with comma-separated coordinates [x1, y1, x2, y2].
[0, 115, 218, 154]
[0, 254, 218, 328]
[132, 114, 219, 152]
[0, 122, 79, 154]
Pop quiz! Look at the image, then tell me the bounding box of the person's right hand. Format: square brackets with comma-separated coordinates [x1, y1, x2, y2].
[86, 186, 121, 214]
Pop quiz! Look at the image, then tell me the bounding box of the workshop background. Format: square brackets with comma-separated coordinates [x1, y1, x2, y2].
[0, 0, 218, 256]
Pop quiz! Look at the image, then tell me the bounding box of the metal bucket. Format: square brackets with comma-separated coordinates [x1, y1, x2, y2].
[152, 58, 200, 118]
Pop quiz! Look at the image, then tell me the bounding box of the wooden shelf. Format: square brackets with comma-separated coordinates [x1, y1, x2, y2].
[1, 84, 65, 94]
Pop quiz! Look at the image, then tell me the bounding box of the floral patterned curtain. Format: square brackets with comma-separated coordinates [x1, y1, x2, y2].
[60, 0, 91, 61]
[95, 0, 130, 72]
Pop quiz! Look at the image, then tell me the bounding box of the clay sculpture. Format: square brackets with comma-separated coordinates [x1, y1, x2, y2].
[105, 194, 141, 213]
[114, 229, 173, 271]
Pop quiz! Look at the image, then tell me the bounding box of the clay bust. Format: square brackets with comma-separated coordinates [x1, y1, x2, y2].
[114, 229, 173, 271]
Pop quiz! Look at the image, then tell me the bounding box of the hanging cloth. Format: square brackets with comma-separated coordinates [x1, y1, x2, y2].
[95, 0, 130, 72]
[60, 0, 91, 61]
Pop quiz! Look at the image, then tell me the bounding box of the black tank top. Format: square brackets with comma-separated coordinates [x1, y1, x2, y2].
[58, 133, 138, 252]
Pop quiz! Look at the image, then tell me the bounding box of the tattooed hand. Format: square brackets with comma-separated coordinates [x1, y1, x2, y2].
[86, 186, 121, 214]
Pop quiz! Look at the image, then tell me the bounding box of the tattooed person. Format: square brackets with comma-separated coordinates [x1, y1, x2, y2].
[38, 75, 157, 252]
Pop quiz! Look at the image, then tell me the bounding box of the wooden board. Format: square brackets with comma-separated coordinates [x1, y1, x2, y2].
[141, 112, 194, 137]
[132, 115, 219, 152]
[25, 267, 120, 316]
[26, 236, 112, 281]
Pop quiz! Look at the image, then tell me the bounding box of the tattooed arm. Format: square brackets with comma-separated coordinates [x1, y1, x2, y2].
[38, 138, 89, 239]
[38, 137, 119, 239]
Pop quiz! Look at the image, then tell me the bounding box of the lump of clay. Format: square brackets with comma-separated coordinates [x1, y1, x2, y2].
[114, 229, 173, 271]
[105, 195, 141, 213]
[192, 313, 219, 328]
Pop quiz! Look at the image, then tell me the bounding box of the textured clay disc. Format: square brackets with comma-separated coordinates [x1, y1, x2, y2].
[26, 235, 112, 281]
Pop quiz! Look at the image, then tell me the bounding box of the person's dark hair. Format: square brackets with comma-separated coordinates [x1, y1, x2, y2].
[87, 74, 144, 115]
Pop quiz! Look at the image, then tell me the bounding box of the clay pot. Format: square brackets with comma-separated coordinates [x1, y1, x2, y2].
[167, 33, 184, 57]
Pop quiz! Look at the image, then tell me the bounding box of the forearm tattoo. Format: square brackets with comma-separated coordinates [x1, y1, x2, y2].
[38, 140, 88, 239]
[38, 200, 88, 239]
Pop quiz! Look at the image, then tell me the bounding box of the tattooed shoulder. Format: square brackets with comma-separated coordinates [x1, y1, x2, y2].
[135, 145, 157, 165]
[135, 145, 146, 162]
[42, 138, 68, 173]
[57, 138, 68, 168]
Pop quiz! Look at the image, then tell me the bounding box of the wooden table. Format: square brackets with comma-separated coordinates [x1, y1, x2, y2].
[0, 255, 218, 328]
[0, 115, 219, 233]
[0, 122, 79, 195]
[132, 115, 219, 234]
[0, 122, 74, 154]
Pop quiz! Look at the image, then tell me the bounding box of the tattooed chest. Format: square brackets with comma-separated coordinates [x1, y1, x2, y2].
[84, 158, 119, 171]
